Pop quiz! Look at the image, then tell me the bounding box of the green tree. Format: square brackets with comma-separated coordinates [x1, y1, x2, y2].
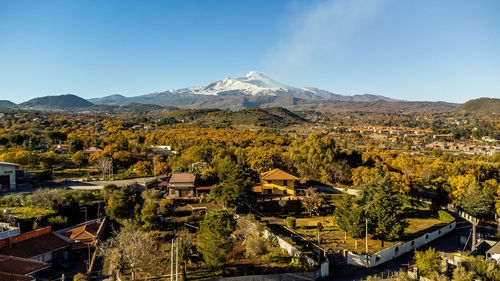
[71, 151, 86, 170]
[209, 156, 255, 210]
[197, 210, 236, 270]
[453, 256, 500, 281]
[287, 132, 341, 183]
[140, 201, 160, 230]
[176, 230, 197, 281]
[414, 248, 441, 277]
[457, 185, 491, 217]
[105, 185, 137, 220]
[334, 194, 365, 250]
[359, 177, 403, 244]
[69, 137, 84, 153]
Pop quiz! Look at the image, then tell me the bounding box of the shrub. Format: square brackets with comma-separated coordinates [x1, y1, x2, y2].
[0, 194, 25, 207]
[47, 215, 68, 230]
[414, 248, 440, 276]
[245, 235, 268, 258]
[262, 251, 289, 264]
[73, 273, 88, 281]
[285, 217, 296, 229]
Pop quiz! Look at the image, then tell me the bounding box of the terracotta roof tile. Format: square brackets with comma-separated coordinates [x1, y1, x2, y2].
[261, 169, 300, 181]
[0, 255, 49, 275]
[0, 272, 35, 281]
[0, 233, 69, 259]
[169, 173, 196, 184]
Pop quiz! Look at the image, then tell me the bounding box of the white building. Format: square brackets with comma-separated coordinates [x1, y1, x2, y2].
[487, 242, 500, 262]
[0, 222, 20, 240]
[0, 162, 20, 191]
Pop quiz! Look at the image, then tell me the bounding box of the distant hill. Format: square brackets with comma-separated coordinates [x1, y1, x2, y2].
[451, 98, 500, 114]
[163, 107, 307, 128]
[19, 94, 94, 110]
[82, 103, 167, 114]
[88, 94, 127, 105]
[0, 100, 16, 108]
[289, 99, 458, 114]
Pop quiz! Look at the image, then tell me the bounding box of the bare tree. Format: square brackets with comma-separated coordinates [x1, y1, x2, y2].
[302, 187, 324, 217]
[94, 157, 112, 180]
[99, 225, 164, 280]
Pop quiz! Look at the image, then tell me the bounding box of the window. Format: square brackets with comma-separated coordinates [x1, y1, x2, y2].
[375, 255, 381, 261]
[425, 234, 429, 240]
[283, 180, 288, 186]
[411, 241, 415, 246]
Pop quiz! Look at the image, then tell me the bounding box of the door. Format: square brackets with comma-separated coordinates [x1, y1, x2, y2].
[0, 175, 9, 190]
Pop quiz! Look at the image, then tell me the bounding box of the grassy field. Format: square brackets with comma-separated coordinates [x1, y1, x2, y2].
[291, 208, 455, 255]
[3, 206, 55, 220]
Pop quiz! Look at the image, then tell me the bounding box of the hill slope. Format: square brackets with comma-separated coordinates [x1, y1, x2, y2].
[451, 98, 500, 114]
[0, 100, 16, 108]
[19, 94, 94, 110]
[163, 107, 307, 128]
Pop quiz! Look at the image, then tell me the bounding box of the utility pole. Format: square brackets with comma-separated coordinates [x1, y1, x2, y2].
[365, 218, 369, 268]
[472, 220, 477, 250]
[317, 227, 320, 263]
[171, 239, 174, 281]
[176, 238, 179, 281]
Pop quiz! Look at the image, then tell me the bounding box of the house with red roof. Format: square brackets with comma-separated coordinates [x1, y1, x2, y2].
[167, 173, 197, 197]
[0, 226, 70, 264]
[0, 255, 50, 281]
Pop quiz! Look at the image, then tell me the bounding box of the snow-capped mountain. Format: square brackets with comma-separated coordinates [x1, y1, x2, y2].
[89, 71, 394, 106]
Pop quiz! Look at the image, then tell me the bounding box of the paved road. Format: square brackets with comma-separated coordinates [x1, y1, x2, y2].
[330, 216, 472, 281]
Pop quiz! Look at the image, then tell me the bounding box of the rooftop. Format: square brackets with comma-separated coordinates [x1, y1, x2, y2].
[0, 162, 20, 167]
[0, 231, 69, 259]
[169, 173, 196, 184]
[0, 254, 50, 275]
[261, 169, 300, 181]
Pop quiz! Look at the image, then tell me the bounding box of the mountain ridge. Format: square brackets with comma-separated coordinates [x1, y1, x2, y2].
[89, 71, 397, 105]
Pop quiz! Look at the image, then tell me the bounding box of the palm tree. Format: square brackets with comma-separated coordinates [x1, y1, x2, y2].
[178, 237, 196, 281]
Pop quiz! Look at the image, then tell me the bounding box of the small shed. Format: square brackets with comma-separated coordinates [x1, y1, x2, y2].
[0, 162, 20, 191]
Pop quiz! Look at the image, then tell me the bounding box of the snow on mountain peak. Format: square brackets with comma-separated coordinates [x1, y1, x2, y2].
[238, 71, 294, 90]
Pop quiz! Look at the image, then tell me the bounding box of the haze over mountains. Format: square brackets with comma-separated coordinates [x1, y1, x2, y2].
[1, 71, 496, 114]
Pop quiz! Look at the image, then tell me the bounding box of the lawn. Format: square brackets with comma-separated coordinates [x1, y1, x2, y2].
[290, 208, 455, 255]
[3, 206, 55, 220]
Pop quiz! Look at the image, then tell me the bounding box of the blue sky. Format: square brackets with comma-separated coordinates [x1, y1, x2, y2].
[0, 0, 499, 103]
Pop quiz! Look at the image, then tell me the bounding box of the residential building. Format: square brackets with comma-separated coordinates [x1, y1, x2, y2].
[56, 217, 107, 272]
[0, 162, 20, 191]
[0, 227, 70, 263]
[82, 147, 103, 155]
[167, 173, 196, 197]
[253, 168, 300, 196]
[0, 255, 50, 281]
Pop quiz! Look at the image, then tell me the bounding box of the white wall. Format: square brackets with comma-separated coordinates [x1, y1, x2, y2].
[262, 229, 318, 266]
[348, 221, 456, 268]
[0, 164, 16, 190]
